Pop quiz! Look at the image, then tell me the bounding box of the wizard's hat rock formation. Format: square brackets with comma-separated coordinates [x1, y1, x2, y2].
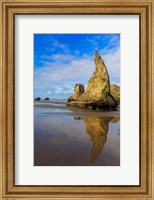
[67, 50, 120, 110]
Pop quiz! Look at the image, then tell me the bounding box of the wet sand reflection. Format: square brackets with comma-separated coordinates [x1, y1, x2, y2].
[34, 108, 120, 166]
[75, 116, 120, 163]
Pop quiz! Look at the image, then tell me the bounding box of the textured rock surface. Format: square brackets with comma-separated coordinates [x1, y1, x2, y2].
[67, 84, 85, 102]
[78, 50, 110, 101]
[67, 50, 117, 110]
[110, 84, 120, 104]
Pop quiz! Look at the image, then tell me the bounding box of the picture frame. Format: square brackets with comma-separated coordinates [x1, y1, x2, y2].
[0, 0, 153, 199]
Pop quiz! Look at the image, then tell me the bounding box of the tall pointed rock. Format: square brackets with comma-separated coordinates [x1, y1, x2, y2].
[67, 50, 117, 110]
[78, 50, 110, 101]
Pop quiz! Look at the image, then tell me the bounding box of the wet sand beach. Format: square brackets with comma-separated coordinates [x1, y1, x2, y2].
[34, 102, 120, 166]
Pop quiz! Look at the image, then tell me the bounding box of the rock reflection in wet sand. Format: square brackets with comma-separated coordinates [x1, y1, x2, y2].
[34, 111, 120, 166]
[75, 116, 119, 163]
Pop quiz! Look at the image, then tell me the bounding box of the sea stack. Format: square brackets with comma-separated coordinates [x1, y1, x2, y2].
[35, 97, 41, 101]
[67, 83, 85, 102]
[67, 50, 119, 110]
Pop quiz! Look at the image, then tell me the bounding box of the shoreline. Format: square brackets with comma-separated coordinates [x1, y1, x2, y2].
[34, 103, 120, 117]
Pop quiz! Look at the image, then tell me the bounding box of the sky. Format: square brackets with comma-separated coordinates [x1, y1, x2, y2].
[34, 34, 120, 99]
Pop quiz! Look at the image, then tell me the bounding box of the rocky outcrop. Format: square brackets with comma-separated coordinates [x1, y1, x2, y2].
[67, 84, 85, 102]
[110, 84, 120, 104]
[35, 97, 41, 101]
[67, 50, 119, 110]
[44, 97, 50, 101]
[78, 50, 110, 102]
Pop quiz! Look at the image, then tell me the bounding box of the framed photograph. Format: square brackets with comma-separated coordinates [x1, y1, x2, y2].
[0, 0, 154, 199]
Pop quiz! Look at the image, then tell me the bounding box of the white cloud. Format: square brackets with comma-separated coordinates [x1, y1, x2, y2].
[35, 49, 120, 83]
[34, 47, 120, 98]
[41, 53, 75, 62]
[85, 34, 120, 55]
[34, 55, 95, 83]
[46, 36, 69, 53]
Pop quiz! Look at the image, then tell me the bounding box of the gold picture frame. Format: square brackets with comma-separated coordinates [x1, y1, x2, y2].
[0, 0, 154, 199]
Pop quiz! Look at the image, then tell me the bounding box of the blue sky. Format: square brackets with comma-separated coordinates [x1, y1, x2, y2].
[34, 34, 120, 99]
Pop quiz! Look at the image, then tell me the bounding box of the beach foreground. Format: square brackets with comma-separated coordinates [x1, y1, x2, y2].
[34, 102, 120, 166]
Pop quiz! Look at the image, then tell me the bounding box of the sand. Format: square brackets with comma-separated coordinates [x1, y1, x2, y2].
[34, 103, 120, 117]
[34, 102, 120, 166]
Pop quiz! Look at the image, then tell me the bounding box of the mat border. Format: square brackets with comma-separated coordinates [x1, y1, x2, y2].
[0, 0, 153, 199]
